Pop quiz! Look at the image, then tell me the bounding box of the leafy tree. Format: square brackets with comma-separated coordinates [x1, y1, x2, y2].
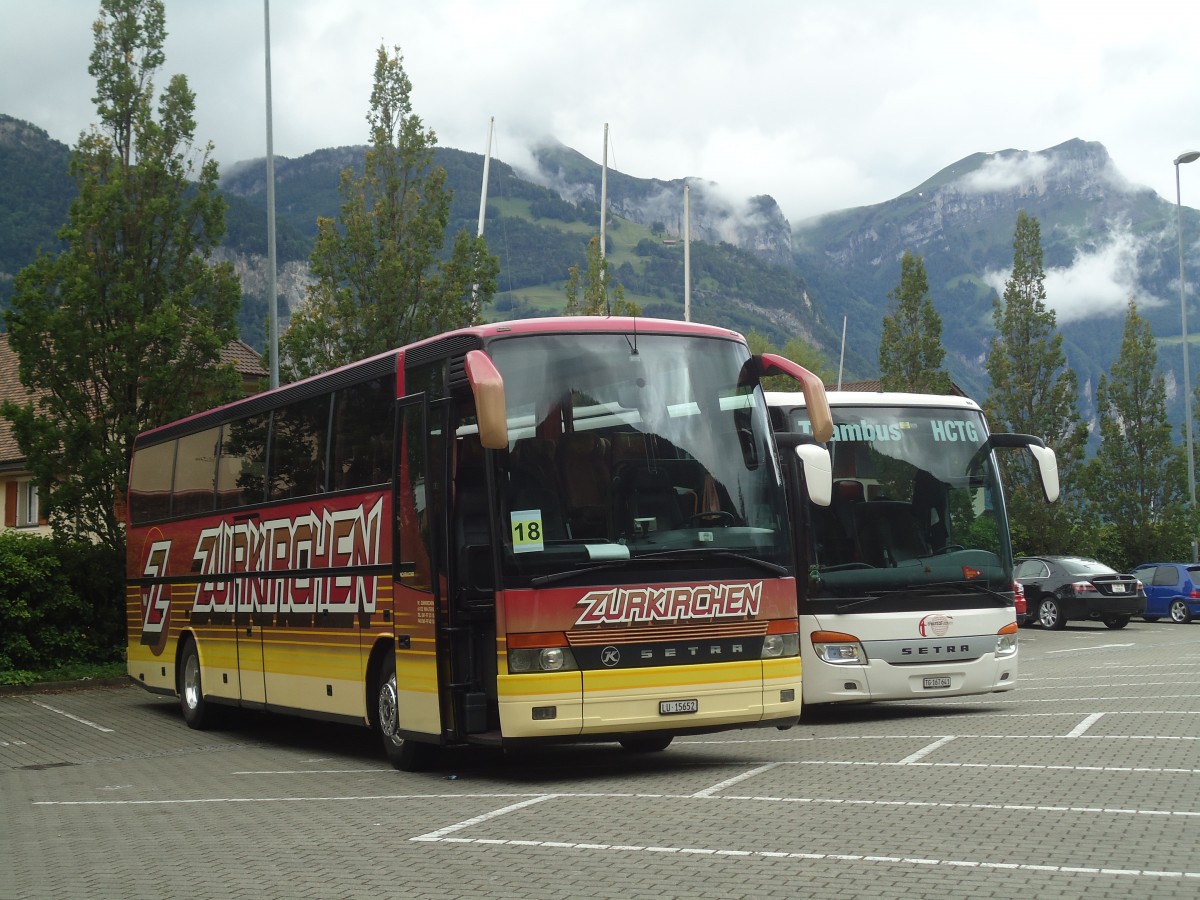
[879, 250, 952, 393]
[563, 235, 640, 316]
[746, 331, 836, 391]
[1081, 300, 1192, 569]
[2, 0, 241, 551]
[281, 46, 499, 381]
[984, 210, 1088, 554]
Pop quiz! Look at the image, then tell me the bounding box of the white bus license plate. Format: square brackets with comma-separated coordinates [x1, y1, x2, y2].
[923, 676, 951, 689]
[660, 699, 698, 715]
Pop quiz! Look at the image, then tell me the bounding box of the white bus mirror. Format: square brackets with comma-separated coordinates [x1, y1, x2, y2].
[1029, 444, 1059, 503]
[795, 443, 832, 507]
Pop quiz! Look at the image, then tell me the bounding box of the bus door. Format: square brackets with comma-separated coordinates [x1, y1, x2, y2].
[392, 395, 449, 740]
[232, 513, 266, 704]
[445, 401, 498, 738]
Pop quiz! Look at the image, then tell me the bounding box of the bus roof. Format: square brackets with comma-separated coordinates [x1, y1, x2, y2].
[764, 389, 983, 412]
[136, 317, 748, 447]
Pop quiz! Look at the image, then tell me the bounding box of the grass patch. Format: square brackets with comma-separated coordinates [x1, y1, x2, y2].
[0, 659, 126, 687]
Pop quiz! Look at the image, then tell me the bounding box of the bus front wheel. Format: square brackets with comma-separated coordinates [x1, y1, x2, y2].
[376, 654, 433, 772]
[178, 638, 215, 730]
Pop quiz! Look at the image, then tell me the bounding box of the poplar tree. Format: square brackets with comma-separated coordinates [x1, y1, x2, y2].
[563, 235, 639, 316]
[879, 250, 952, 394]
[1082, 300, 1191, 569]
[281, 46, 499, 381]
[2, 0, 241, 551]
[985, 210, 1087, 554]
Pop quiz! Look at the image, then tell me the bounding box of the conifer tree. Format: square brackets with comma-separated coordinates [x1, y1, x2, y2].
[564, 235, 639, 316]
[1082, 300, 1191, 568]
[985, 210, 1087, 554]
[879, 250, 952, 393]
[281, 46, 498, 381]
[2, 0, 241, 550]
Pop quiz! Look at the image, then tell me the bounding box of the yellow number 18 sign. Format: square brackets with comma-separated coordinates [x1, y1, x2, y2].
[510, 509, 544, 553]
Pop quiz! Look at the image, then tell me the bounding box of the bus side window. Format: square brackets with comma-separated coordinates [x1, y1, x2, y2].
[129, 440, 175, 523]
[217, 414, 267, 509]
[398, 403, 432, 592]
[268, 394, 331, 501]
[332, 374, 395, 490]
[172, 426, 221, 517]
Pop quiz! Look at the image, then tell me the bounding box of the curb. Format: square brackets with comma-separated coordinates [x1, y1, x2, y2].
[0, 676, 131, 696]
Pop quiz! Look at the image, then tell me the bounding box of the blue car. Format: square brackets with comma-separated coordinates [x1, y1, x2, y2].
[1129, 563, 1200, 624]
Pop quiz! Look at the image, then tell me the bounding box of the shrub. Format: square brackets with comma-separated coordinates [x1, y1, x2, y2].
[0, 533, 124, 670]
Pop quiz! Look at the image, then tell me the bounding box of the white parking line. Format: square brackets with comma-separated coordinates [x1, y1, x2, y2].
[1046, 643, 1134, 654]
[897, 736, 955, 764]
[30, 699, 114, 733]
[410, 795, 557, 841]
[34, 787, 1200, 818]
[1067, 712, 1105, 737]
[406, 832, 1200, 883]
[691, 762, 782, 798]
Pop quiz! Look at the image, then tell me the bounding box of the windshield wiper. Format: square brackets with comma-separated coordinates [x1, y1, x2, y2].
[529, 548, 787, 587]
[634, 547, 789, 575]
[530, 561, 631, 587]
[831, 580, 1007, 613]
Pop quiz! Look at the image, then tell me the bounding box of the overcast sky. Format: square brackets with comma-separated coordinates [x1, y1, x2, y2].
[4, 0, 1200, 225]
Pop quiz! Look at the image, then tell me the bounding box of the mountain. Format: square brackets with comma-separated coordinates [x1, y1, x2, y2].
[215, 136, 829, 350]
[0, 117, 74, 298]
[3, 113, 1198, 437]
[793, 138, 1200, 431]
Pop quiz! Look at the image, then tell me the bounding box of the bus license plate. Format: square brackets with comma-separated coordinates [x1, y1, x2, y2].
[660, 699, 698, 715]
[923, 676, 951, 689]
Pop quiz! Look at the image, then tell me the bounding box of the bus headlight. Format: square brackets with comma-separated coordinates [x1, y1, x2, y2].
[811, 631, 867, 665]
[507, 647, 579, 674]
[761, 632, 800, 659]
[995, 623, 1019, 657]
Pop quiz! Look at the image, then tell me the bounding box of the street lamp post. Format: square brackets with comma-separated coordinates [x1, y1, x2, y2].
[1176, 150, 1200, 562]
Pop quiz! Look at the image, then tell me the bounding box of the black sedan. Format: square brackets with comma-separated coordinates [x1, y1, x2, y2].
[1014, 555, 1145, 629]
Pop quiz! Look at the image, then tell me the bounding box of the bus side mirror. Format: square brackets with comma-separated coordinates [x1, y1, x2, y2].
[464, 350, 508, 450]
[794, 443, 832, 507]
[756, 353, 833, 442]
[1028, 444, 1059, 503]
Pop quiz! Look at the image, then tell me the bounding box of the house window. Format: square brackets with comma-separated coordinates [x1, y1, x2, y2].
[18, 480, 39, 527]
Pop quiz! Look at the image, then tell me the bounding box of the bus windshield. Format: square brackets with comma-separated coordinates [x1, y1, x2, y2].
[484, 332, 792, 585]
[786, 404, 1014, 595]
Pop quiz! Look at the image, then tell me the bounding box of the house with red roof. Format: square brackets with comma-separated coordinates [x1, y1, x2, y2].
[0, 334, 266, 535]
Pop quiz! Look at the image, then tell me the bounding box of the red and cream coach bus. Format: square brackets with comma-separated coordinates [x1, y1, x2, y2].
[127, 317, 833, 769]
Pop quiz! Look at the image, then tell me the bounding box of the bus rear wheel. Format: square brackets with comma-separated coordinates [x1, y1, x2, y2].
[376, 654, 433, 772]
[619, 734, 673, 753]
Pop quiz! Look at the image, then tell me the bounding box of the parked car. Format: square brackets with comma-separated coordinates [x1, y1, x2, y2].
[1129, 563, 1200, 624]
[1014, 556, 1145, 629]
[1013, 580, 1029, 626]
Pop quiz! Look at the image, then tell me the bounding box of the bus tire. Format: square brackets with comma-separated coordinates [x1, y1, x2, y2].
[178, 638, 215, 730]
[619, 734, 673, 753]
[376, 653, 433, 772]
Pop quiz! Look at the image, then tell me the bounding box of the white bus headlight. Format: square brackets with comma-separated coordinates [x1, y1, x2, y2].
[761, 632, 800, 658]
[811, 631, 867, 665]
[507, 646, 579, 674]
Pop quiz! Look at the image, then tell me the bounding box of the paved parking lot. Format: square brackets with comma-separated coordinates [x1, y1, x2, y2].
[4, 621, 1200, 899]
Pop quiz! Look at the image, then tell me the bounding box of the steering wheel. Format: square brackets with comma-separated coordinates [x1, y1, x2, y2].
[688, 511, 735, 527]
[933, 544, 965, 555]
